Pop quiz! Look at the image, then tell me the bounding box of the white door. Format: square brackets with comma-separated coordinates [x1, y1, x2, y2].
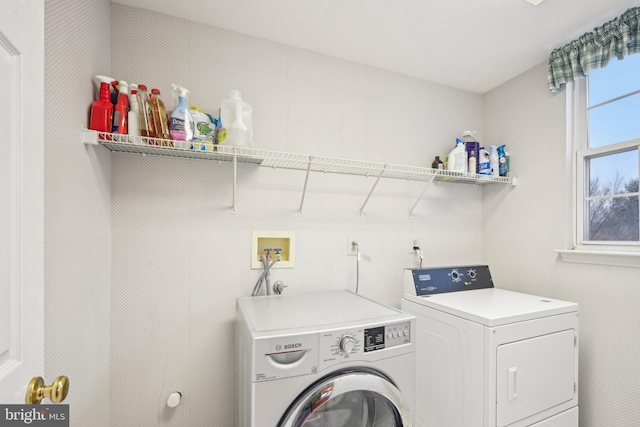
[279, 370, 413, 427]
[496, 329, 577, 427]
[0, 0, 45, 403]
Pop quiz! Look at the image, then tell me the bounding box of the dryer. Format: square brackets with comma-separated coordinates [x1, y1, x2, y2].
[401, 266, 578, 427]
[236, 290, 415, 427]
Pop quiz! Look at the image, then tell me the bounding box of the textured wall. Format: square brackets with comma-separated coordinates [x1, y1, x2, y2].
[110, 4, 486, 426]
[484, 62, 640, 426]
[44, 1, 111, 426]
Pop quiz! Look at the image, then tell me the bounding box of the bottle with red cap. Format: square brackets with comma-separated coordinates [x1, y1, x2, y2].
[128, 84, 141, 138]
[136, 84, 155, 140]
[112, 81, 129, 135]
[150, 88, 171, 144]
[89, 81, 114, 133]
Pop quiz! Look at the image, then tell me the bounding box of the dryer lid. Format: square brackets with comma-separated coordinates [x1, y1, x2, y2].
[404, 288, 578, 326]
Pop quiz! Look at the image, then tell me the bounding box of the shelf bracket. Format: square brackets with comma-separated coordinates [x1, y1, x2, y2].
[408, 174, 437, 219]
[82, 128, 98, 145]
[298, 156, 313, 216]
[359, 166, 386, 216]
[232, 149, 237, 214]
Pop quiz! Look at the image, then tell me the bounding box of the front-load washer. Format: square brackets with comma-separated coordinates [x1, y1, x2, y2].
[236, 290, 415, 427]
[401, 266, 578, 427]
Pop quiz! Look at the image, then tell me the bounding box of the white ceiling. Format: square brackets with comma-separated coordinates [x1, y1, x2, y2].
[112, 0, 639, 93]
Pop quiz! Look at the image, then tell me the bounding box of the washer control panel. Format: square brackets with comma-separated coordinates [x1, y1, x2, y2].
[319, 321, 411, 363]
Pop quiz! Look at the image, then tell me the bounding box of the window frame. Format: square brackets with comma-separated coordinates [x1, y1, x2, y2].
[572, 76, 640, 253]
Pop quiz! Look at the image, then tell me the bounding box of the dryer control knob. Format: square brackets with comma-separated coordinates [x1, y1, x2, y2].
[339, 335, 356, 353]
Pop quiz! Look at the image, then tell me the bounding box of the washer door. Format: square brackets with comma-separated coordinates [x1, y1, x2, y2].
[278, 369, 412, 427]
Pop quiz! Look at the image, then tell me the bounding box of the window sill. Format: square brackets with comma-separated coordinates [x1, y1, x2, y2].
[555, 249, 640, 268]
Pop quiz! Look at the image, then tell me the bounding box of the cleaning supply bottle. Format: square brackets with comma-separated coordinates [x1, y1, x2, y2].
[150, 88, 171, 142]
[505, 149, 510, 176]
[431, 156, 444, 170]
[89, 81, 114, 133]
[189, 105, 216, 150]
[461, 131, 480, 174]
[93, 75, 116, 105]
[137, 84, 155, 139]
[110, 81, 120, 106]
[446, 139, 467, 173]
[468, 150, 477, 175]
[169, 84, 195, 144]
[498, 145, 508, 177]
[219, 90, 252, 147]
[128, 86, 141, 139]
[112, 81, 129, 135]
[478, 147, 491, 175]
[490, 145, 499, 177]
[216, 108, 227, 145]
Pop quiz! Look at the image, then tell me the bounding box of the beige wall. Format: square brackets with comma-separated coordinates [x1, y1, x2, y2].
[109, 4, 486, 425]
[484, 61, 640, 426]
[43, 2, 640, 425]
[44, 0, 112, 426]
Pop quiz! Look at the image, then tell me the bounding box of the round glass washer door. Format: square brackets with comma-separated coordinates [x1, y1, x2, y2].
[278, 369, 412, 427]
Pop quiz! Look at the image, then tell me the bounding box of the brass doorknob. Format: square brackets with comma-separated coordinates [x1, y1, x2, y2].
[25, 376, 69, 404]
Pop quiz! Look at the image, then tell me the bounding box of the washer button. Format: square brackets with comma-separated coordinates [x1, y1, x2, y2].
[387, 333, 393, 339]
[404, 330, 409, 337]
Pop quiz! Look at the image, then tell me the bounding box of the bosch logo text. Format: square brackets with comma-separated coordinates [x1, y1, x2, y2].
[282, 343, 302, 350]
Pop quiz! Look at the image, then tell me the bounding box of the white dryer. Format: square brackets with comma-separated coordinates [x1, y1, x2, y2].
[236, 290, 416, 427]
[401, 266, 578, 427]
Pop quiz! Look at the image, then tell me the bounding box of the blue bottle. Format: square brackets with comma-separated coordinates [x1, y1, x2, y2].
[169, 84, 194, 142]
[498, 145, 508, 177]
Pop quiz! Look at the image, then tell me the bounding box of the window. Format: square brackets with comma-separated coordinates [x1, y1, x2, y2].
[573, 54, 640, 251]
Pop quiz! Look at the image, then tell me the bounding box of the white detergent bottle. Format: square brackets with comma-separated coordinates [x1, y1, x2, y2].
[478, 147, 491, 175]
[220, 90, 252, 147]
[489, 145, 499, 177]
[128, 84, 141, 139]
[446, 140, 467, 173]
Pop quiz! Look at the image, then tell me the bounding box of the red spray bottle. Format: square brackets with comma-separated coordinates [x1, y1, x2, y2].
[89, 82, 114, 133]
[112, 81, 129, 134]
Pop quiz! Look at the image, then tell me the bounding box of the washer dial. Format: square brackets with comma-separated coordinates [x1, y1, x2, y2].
[339, 335, 356, 353]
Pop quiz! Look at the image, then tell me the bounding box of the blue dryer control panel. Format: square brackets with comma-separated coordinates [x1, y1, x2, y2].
[406, 265, 494, 296]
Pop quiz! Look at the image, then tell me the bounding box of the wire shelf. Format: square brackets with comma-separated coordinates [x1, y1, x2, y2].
[86, 130, 516, 186]
[83, 129, 516, 216]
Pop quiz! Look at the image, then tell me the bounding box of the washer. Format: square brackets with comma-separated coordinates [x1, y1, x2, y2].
[236, 290, 415, 427]
[401, 266, 579, 427]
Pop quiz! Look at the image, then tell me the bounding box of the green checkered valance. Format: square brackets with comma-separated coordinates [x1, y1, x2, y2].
[548, 7, 640, 92]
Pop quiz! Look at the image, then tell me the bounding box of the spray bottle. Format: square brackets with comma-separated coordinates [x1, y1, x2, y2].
[112, 81, 129, 135]
[128, 84, 141, 138]
[93, 75, 117, 105]
[136, 85, 155, 139]
[89, 81, 113, 133]
[169, 84, 195, 143]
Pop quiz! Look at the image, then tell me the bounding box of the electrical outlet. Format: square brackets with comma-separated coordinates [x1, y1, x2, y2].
[409, 236, 420, 253]
[347, 237, 358, 256]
